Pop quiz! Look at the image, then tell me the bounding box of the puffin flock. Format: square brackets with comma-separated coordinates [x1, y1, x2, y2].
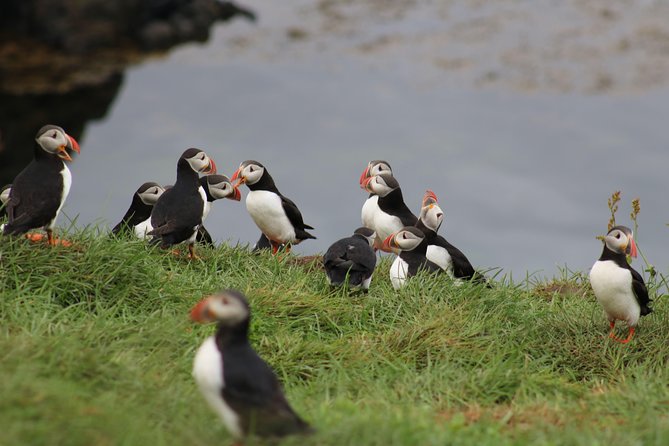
[0, 124, 655, 440]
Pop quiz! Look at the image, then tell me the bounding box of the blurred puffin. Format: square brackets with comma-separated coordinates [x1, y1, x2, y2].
[232, 160, 315, 254]
[383, 226, 442, 290]
[196, 174, 241, 246]
[0, 184, 11, 223]
[362, 173, 417, 248]
[323, 227, 377, 290]
[191, 290, 313, 439]
[2, 125, 80, 245]
[149, 148, 217, 259]
[359, 160, 393, 232]
[111, 182, 165, 237]
[589, 225, 652, 343]
[417, 190, 486, 284]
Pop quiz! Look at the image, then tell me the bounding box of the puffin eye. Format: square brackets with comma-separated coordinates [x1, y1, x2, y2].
[615, 233, 621, 239]
[52, 132, 58, 138]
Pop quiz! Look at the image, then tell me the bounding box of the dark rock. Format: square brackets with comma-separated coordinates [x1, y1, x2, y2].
[139, 20, 177, 50]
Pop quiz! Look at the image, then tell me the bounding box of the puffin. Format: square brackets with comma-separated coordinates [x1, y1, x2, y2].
[359, 160, 393, 231]
[0, 184, 11, 222]
[417, 190, 486, 284]
[2, 125, 80, 245]
[191, 289, 313, 439]
[111, 182, 165, 237]
[362, 173, 417, 246]
[589, 225, 652, 343]
[231, 160, 315, 254]
[383, 226, 442, 290]
[196, 174, 241, 246]
[323, 227, 377, 290]
[149, 148, 217, 259]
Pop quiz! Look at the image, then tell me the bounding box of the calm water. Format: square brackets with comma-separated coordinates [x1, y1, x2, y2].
[39, 4, 669, 277]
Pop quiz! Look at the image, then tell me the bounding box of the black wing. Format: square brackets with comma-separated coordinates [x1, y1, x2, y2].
[149, 189, 202, 237]
[629, 266, 653, 315]
[4, 165, 61, 233]
[280, 194, 315, 239]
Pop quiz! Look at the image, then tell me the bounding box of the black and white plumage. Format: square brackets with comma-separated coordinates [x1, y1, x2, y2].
[383, 226, 442, 290]
[196, 174, 241, 246]
[589, 225, 652, 343]
[191, 290, 313, 439]
[323, 227, 377, 290]
[0, 184, 11, 223]
[149, 148, 217, 258]
[232, 160, 315, 254]
[359, 160, 393, 232]
[362, 173, 417, 248]
[111, 182, 165, 237]
[2, 125, 80, 245]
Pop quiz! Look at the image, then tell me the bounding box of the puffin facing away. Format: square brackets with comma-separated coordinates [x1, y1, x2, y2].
[196, 174, 241, 246]
[323, 227, 377, 290]
[362, 173, 417, 247]
[149, 148, 217, 259]
[191, 290, 313, 439]
[589, 225, 652, 343]
[111, 182, 165, 237]
[3, 125, 80, 245]
[359, 160, 393, 231]
[383, 226, 442, 290]
[232, 160, 315, 254]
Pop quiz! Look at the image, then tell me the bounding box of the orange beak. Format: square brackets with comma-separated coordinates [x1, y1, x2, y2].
[229, 186, 242, 201]
[382, 233, 399, 252]
[57, 147, 73, 162]
[67, 135, 80, 154]
[231, 167, 246, 187]
[190, 298, 212, 322]
[628, 236, 638, 258]
[422, 190, 438, 207]
[204, 159, 217, 175]
[361, 176, 374, 193]
[359, 165, 370, 188]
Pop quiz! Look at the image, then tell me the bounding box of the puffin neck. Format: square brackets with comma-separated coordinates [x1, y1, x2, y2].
[599, 245, 629, 268]
[176, 158, 200, 188]
[377, 188, 405, 211]
[415, 219, 437, 240]
[33, 142, 64, 165]
[214, 318, 251, 347]
[246, 171, 280, 193]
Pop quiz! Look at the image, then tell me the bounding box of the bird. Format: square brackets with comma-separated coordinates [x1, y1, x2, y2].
[416, 190, 486, 284]
[196, 174, 241, 246]
[361, 172, 417, 249]
[111, 182, 165, 237]
[383, 226, 442, 290]
[589, 225, 652, 344]
[359, 160, 393, 232]
[2, 125, 80, 246]
[231, 160, 315, 254]
[191, 289, 313, 440]
[148, 148, 217, 259]
[1, 184, 11, 222]
[323, 227, 377, 290]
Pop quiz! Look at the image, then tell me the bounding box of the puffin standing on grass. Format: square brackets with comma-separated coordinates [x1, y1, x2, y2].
[589, 225, 652, 343]
[2, 125, 80, 245]
[231, 160, 315, 254]
[191, 290, 313, 439]
[383, 226, 442, 289]
[323, 227, 377, 290]
[359, 160, 393, 231]
[196, 174, 241, 246]
[149, 148, 217, 259]
[111, 182, 165, 237]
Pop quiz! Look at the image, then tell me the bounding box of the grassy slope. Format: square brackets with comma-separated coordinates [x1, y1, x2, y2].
[1, 233, 669, 446]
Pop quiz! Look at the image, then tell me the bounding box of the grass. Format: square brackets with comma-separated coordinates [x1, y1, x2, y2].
[1, 230, 669, 445]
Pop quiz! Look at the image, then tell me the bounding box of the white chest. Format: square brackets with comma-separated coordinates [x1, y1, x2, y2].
[134, 217, 153, 239]
[199, 186, 210, 221]
[361, 196, 378, 230]
[426, 245, 453, 274]
[192, 337, 242, 438]
[374, 210, 403, 242]
[49, 165, 71, 229]
[589, 260, 640, 325]
[390, 256, 409, 290]
[246, 190, 296, 243]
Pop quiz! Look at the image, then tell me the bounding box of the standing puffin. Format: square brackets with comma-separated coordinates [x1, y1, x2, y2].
[359, 160, 393, 231]
[231, 160, 315, 254]
[383, 226, 442, 290]
[2, 125, 80, 245]
[589, 225, 652, 343]
[362, 173, 417, 247]
[323, 227, 377, 290]
[111, 182, 165, 237]
[191, 290, 313, 439]
[149, 148, 217, 259]
[196, 174, 241, 246]
[417, 190, 485, 284]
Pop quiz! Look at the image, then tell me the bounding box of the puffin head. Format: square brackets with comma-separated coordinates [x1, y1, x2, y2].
[136, 182, 165, 206]
[181, 148, 217, 174]
[419, 191, 444, 232]
[203, 174, 241, 201]
[382, 226, 426, 254]
[363, 173, 399, 197]
[231, 160, 265, 187]
[353, 226, 376, 247]
[0, 184, 11, 206]
[190, 289, 251, 326]
[35, 125, 80, 162]
[359, 160, 393, 189]
[604, 225, 637, 258]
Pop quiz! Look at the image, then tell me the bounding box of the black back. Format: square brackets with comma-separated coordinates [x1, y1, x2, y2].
[599, 245, 653, 316]
[111, 184, 160, 235]
[398, 232, 443, 277]
[323, 233, 376, 286]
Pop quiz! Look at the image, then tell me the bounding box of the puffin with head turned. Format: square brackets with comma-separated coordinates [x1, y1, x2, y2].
[149, 148, 217, 259]
[196, 174, 241, 246]
[589, 225, 652, 343]
[383, 226, 443, 290]
[232, 160, 315, 254]
[112, 182, 165, 237]
[323, 227, 377, 290]
[2, 125, 80, 245]
[191, 289, 313, 440]
[359, 160, 393, 231]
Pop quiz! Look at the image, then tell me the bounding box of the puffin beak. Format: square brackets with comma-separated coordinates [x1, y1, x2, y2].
[362, 176, 373, 193]
[204, 159, 217, 175]
[628, 236, 638, 258]
[56, 146, 73, 162]
[66, 135, 80, 154]
[382, 234, 399, 253]
[231, 167, 246, 187]
[229, 186, 242, 201]
[359, 166, 370, 188]
[422, 190, 438, 207]
[190, 297, 212, 323]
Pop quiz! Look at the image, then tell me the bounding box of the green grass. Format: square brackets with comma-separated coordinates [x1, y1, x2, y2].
[1, 231, 669, 445]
